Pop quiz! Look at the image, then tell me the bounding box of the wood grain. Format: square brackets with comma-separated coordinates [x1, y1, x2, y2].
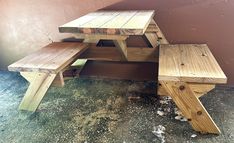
[8, 42, 88, 73]
[79, 46, 157, 62]
[59, 10, 155, 35]
[161, 81, 221, 134]
[159, 44, 227, 84]
[19, 72, 56, 111]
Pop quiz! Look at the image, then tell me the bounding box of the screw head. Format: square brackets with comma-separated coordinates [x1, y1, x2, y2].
[179, 85, 185, 90]
[197, 111, 202, 115]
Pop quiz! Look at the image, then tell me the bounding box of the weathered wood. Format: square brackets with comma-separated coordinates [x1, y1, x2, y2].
[160, 81, 221, 134]
[121, 10, 155, 35]
[150, 20, 168, 44]
[19, 72, 56, 111]
[159, 44, 227, 84]
[8, 42, 89, 74]
[83, 38, 100, 44]
[144, 33, 158, 48]
[74, 34, 129, 42]
[52, 72, 65, 87]
[113, 40, 128, 61]
[59, 10, 155, 35]
[79, 46, 157, 62]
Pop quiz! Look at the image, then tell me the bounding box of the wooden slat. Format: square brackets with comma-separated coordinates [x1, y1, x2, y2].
[121, 10, 155, 35]
[79, 60, 157, 81]
[59, 12, 104, 33]
[8, 42, 89, 73]
[101, 11, 138, 34]
[79, 46, 157, 62]
[74, 34, 128, 41]
[79, 11, 119, 34]
[159, 44, 227, 84]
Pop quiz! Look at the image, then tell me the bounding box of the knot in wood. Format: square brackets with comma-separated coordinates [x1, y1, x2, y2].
[197, 111, 202, 115]
[179, 85, 185, 91]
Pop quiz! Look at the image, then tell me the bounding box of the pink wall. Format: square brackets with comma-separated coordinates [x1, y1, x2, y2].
[0, 0, 234, 84]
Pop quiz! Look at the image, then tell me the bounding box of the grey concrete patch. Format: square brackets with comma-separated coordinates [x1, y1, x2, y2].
[0, 71, 233, 143]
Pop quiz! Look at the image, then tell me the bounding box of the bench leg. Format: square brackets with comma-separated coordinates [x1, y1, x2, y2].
[160, 81, 220, 134]
[19, 72, 56, 111]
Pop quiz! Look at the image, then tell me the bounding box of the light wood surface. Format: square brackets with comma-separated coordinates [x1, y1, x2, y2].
[19, 72, 56, 111]
[158, 83, 215, 98]
[159, 44, 227, 84]
[59, 10, 155, 35]
[8, 42, 88, 74]
[161, 81, 221, 134]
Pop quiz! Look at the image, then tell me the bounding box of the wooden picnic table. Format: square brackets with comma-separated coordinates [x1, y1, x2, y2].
[59, 10, 165, 62]
[8, 10, 227, 134]
[59, 11, 228, 134]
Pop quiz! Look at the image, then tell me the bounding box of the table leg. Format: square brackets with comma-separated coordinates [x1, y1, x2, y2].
[160, 81, 220, 134]
[144, 33, 158, 48]
[113, 40, 128, 61]
[19, 72, 56, 111]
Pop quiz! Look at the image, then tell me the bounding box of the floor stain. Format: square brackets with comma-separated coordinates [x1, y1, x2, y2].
[0, 71, 233, 143]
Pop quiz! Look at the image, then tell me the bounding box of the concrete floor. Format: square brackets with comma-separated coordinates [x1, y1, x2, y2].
[0, 71, 233, 143]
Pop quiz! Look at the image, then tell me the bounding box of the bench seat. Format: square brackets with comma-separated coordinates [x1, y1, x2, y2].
[158, 44, 227, 134]
[8, 42, 88, 111]
[8, 42, 88, 73]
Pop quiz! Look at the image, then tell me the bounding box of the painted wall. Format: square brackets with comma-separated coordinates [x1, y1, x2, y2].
[0, 0, 234, 84]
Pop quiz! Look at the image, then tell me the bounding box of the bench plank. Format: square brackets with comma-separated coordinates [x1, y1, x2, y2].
[159, 44, 227, 84]
[8, 42, 88, 73]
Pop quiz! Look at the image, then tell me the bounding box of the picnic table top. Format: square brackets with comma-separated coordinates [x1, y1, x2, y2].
[158, 44, 227, 84]
[59, 10, 155, 35]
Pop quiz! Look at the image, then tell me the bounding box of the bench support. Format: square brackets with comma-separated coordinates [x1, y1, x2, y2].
[19, 72, 56, 111]
[158, 83, 215, 98]
[160, 81, 220, 134]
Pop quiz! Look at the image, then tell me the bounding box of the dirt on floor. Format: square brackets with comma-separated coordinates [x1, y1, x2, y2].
[0, 71, 233, 143]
